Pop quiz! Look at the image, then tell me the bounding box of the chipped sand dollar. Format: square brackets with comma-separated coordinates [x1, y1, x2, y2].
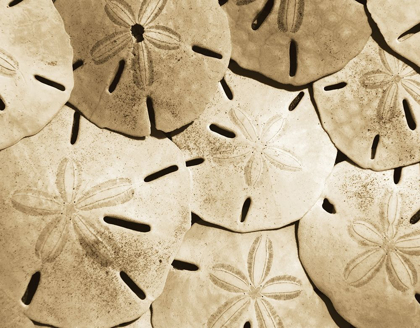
[0, 106, 190, 327]
[55, 0, 231, 136]
[0, 0, 73, 150]
[367, 0, 420, 69]
[222, 0, 370, 85]
[299, 162, 420, 328]
[152, 223, 337, 328]
[173, 70, 336, 232]
[314, 37, 420, 171]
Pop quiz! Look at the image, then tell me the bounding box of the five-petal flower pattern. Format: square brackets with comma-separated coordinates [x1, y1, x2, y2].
[90, 0, 181, 88]
[215, 108, 302, 187]
[360, 47, 420, 120]
[208, 235, 302, 328]
[344, 191, 420, 292]
[11, 158, 134, 266]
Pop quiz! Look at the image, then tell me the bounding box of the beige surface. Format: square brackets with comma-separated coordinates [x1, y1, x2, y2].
[153, 223, 337, 328]
[314, 37, 420, 171]
[223, 0, 370, 85]
[125, 309, 153, 328]
[0, 105, 191, 327]
[367, 0, 420, 69]
[0, 0, 73, 150]
[56, 0, 231, 136]
[299, 162, 420, 328]
[173, 70, 336, 232]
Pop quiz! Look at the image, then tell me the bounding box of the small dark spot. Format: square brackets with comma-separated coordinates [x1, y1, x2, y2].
[0, 97, 5, 111]
[393, 167, 402, 184]
[289, 91, 304, 111]
[324, 82, 347, 91]
[192, 46, 222, 59]
[186, 158, 205, 167]
[72, 60, 84, 71]
[241, 197, 251, 222]
[410, 209, 420, 224]
[22, 271, 40, 305]
[131, 24, 145, 43]
[144, 165, 178, 182]
[171, 260, 199, 271]
[322, 198, 336, 214]
[209, 124, 236, 138]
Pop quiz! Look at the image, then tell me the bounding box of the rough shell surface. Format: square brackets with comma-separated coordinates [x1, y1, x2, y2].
[314, 37, 420, 171]
[222, 0, 371, 85]
[55, 0, 231, 136]
[152, 223, 337, 328]
[299, 162, 420, 328]
[173, 70, 336, 232]
[0, 105, 191, 327]
[0, 0, 74, 150]
[367, 0, 420, 69]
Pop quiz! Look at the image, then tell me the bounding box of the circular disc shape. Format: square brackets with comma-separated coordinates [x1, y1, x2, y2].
[367, 0, 420, 69]
[152, 223, 337, 328]
[55, 0, 231, 136]
[0, 106, 191, 327]
[222, 0, 371, 85]
[173, 70, 336, 232]
[299, 162, 420, 328]
[314, 37, 420, 171]
[0, 0, 74, 150]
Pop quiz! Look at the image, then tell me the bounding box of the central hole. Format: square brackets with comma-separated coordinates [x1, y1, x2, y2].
[131, 24, 145, 43]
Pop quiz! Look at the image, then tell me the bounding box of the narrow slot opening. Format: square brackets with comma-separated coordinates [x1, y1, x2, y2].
[171, 260, 199, 271]
[398, 22, 420, 41]
[289, 39, 298, 77]
[186, 158, 205, 167]
[8, 0, 23, 7]
[70, 111, 81, 145]
[104, 217, 151, 232]
[219, 0, 228, 5]
[241, 197, 251, 222]
[144, 165, 178, 182]
[289, 91, 304, 111]
[403, 99, 416, 130]
[393, 167, 402, 184]
[244, 322, 251, 328]
[34, 75, 65, 91]
[72, 60, 84, 71]
[324, 82, 347, 91]
[371, 134, 380, 160]
[209, 124, 236, 138]
[322, 198, 336, 214]
[21, 271, 40, 305]
[410, 209, 420, 224]
[220, 77, 233, 100]
[108, 60, 125, 93]
[146, 96, 156, 128]
[192, 46, 223, 59]
[0, 97, 5, 111]
[120, 271, 146, 300]
[251, 0, 274, 31]
[416, 294, 420, 303]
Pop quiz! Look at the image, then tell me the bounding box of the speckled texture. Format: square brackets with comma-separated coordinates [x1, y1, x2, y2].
[367, 0, 420, 69]
[314, 37, 420, 171]
[0, 105, 191, 327]
[55, 0, 231, 136]
[0, 0, 73, 150]
[153, 223, 337, 328]
[173, 70, 336, 232]
[223, 0, 370, 85]
[299, 162, 420, 328]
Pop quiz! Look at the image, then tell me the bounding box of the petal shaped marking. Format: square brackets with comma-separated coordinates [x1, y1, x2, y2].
[278, 0, 305, 33]
[132, 41, 154, 88]
[76, 178, 134, 211]
[35, 217, 69, 263]
[344, 248, 385, 287]
[396, 230, 420, 255]
[261, 275, 302, 300]
[207, 295, 249, 328]
[144, 25, 181, 50]
[56, 158, 81, 203]
[386, 192, 400, 238]
[138, 0, 168, 26]
[229, 108, 258, 142]
[244, 154, 264, 187]
[402, 79, 420, 106]
[255, 298, 284, 328]
[11, 189, 61, 216]
[212, 147, 251, 162]
[377, 83, 398, 120]
[90, 31, 131, 65]
[379, 48, 399, 74]
[261, 116, 285, 144]
[263, 146, 302, 171]
[0, 49, 18, 76]
[359, 70, 392, 89]
[210, 264, 249, 293]
[386, 251, 417, 292]
[247, 235, 273, 286]
[351, 221, 384, 246]
[105, 0, 136, 28]
[400, 63, 417, 78]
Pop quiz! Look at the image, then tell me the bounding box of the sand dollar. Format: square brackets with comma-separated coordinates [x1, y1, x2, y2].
[55, 0, 231, 136]
[299, 162, 420, 328]
[222, 0, 370, 85]
[0, 0, 73, 150]
[173, 70, 336, 232]
[0, 105, 190, 327]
